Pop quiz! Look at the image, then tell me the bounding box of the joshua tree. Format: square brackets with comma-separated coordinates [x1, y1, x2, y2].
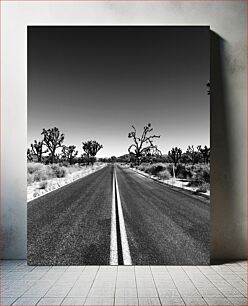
[197, 145, 210, 164]
[27, 148, 33, 162]
[128, 123, 161, 165]
[168, 147, 182, 167]
[41, 127, 65, 163]
[62, 145, 78, 165]
[186, 145, 198, 165]
[30, 140, 48, 163]
[82, 140, 103, 165]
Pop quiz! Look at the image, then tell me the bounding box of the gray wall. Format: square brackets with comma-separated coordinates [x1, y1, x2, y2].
[1, 1, 246, 260]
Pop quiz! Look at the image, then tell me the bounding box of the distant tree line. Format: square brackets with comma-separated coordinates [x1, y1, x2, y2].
[27, 124, 210, 168]
[27, 127, 103, 166]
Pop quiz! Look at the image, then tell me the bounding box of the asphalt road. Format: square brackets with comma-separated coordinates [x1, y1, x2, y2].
[28, 163, 209, 265]
[116, 165, 209, 265]
[28, 165, 113, 265]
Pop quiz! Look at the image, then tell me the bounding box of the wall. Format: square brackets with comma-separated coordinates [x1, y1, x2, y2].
[1, 1, 246, 260]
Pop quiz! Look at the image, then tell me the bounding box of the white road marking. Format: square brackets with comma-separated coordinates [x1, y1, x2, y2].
[110, 169, 118, 265]
[114, 168, 132, 265]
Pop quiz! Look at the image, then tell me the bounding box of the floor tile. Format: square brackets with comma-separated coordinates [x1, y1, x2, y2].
[204, 297, 233, 305]
[217, 286, 244, 297]
[177, 288, 201, 298]
[157, 288, 180, 298]
[228, 297, 248, 305]
[45, 284, 72, 297]
[182, 297, 207, 305]
[118, 266, 135, 272]
[137, 287, 158, 298]
[0, 297, 18, 306]
[12, 297, 41, 305]
[67, 284, 91, 297]
[37, 297, 64, 305]
[197, 287, 224, 298]
[116, 279, 136, 288]
[61, 297, 86, 305]
[115, 297, 138, 305]
[49, 266, 69, 272]
[115, 287, 137, 298]
[138, 297, 161, 305]
[66, 266, 85, 272]
[136, 279, 155, 288]
[22, 281, 53, 297]
[85, 297, 114, 305]
[1, 260, 247, 306]
[160, 297, 185, 305]
[88, 287, 115, 298]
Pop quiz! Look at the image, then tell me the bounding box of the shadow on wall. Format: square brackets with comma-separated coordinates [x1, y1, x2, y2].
[210, 31, 244, 263]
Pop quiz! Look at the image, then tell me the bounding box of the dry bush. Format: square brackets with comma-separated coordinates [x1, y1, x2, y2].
[176, 164, 193, 179]
[157, 170, 171, 180]
[138, 163, 150, 172]
[187, 164, 210, 191]
[195, 182, 210, 193]
[27, 173, 33, 185]
[39, 181, 48, 189]
[138, 163, 173, 177]
[26, 161, 86, 186]
[27, 163, 44, 174]
[50, 165, 67, 178]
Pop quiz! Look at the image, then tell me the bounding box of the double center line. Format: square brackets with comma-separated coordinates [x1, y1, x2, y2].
[110, 166, 132, 265]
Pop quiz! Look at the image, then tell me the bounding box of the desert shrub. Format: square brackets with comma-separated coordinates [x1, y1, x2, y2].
[66, 164, 81, 174]
[138, 163, 174, 177]
[138, 163, 150, 172]
[176, 164, 193, 180]
[196, 183, 210, 193]
[51, 165, 67, 178]
[188, 164, 210, 188]
[27, 163, 43, 174]
[60, 161, 69, 167]
[193, 165, 210, 183]
[33, 170, 48, 182]
[143, 163, 167, 176]
[27, 173, 33, 185]
[157, 170, 171, 180]
[149, 163, 167, 175]
[27, 162, 86, 185]
[39, 181, 48, 189]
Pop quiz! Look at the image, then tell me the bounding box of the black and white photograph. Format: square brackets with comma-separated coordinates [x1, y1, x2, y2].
[27, 26, 210, 265]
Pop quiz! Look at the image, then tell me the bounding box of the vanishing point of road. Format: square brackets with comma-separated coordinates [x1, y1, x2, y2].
[28, 164, 209, 265]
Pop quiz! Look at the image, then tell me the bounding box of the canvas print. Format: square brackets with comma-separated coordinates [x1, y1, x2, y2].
[27, 26, 210, 265]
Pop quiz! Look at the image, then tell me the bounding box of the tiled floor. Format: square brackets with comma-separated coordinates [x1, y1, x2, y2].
[1, 261, 247, 305]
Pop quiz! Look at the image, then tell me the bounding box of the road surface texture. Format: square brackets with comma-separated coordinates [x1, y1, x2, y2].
[115, 165, 209, 265]
[28, 165, 113, 265]
[28, 164, 209, 265]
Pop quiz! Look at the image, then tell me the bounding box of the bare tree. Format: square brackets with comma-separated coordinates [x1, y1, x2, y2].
[128, 123, 161, 165]
[82, 140, 103, 165]
[62, 145, 78, 165]
[197, 145, 210, 164]
[41, 127, 65, 163]
[168, 147, 182, 167]
[30, 140, 48, 163]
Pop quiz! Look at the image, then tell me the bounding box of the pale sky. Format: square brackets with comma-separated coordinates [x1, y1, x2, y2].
[28, 26, 210, 158]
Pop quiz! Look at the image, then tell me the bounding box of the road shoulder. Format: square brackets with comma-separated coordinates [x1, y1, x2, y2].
[128, 166, 210, 200]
